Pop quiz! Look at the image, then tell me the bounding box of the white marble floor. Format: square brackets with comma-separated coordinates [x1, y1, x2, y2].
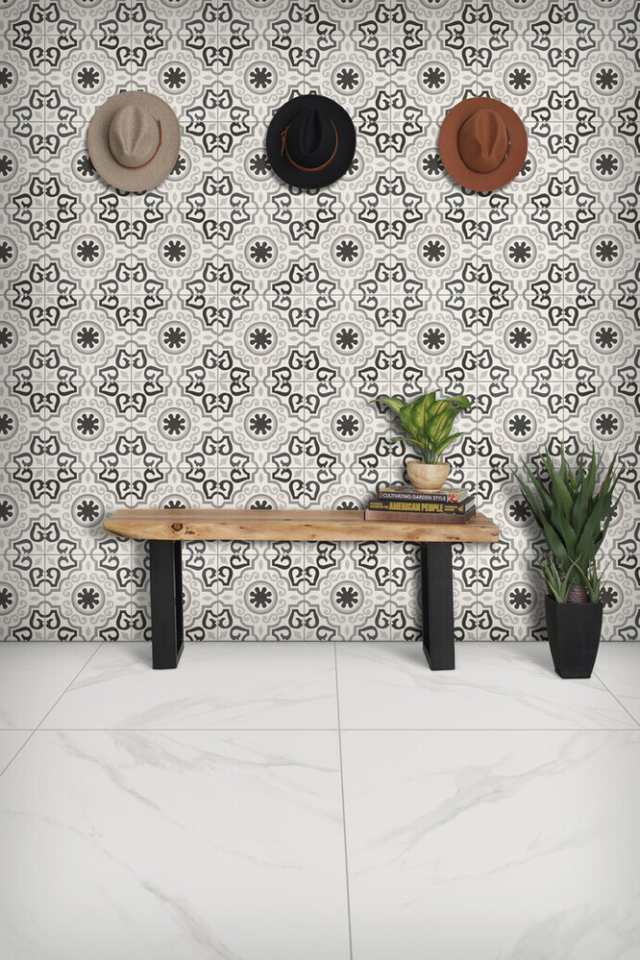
[1, 641, 640, 960]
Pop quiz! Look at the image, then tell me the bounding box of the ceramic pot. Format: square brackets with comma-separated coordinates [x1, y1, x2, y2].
[544, 596, 603, 679]
[406, 461, 450, 491]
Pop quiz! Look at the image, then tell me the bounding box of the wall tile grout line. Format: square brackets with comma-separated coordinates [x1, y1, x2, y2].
[302, 0, 308, 640]
[41, 0, 50, 642]
[561, 0, 566, 451]
[0, 642, 103, 778]
[215, 0, 221, 636]
[474, 0, 480, 644]
[333, 642, 354, 960]
[386, 0, 393, 642]
[128, 0, 135, 637]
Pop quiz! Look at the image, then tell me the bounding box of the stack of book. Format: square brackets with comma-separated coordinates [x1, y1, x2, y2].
[366, 484, 476, 523]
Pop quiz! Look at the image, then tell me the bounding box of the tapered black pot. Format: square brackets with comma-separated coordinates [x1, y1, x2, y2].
[545, 596, 603, 678]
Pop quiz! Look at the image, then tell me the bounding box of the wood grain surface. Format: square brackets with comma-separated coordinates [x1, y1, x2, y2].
[104, 508, 500, 543]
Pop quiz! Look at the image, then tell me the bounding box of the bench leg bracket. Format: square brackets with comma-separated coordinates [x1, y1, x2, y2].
[420, 543, 455, 670]
[149, 540, 184, 669]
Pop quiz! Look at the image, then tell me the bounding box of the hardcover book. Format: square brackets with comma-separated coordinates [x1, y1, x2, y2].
[365, 504, 476, 524]
[378, 484, 471, 505]
[368, 498, 475, 516]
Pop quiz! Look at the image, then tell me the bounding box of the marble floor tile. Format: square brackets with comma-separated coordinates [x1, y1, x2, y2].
[0, 731, 31, 774]
[594, 643, 640, 724]
[0, 643, 99, 729]
[0, 729, 350, 960]
[336, 642, 637, 730]
[342, 730, 640, 960]
[42, 642, 338, 730]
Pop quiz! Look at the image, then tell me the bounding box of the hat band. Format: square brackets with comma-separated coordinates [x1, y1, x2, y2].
[280, 121, 339, 174]
[114, 120, 162, 170]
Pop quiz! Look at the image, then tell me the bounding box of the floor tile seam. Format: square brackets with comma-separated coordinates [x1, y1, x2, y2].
[338, 726, 640, 733]
[8, 726, 640, 741]
[591, 673, 640, 728]
[32, 643, 104, 731]
[0, 644, 103, 777]
[21, 727, 640, 733]
[333, 643, 354, 960]
[34, 727, 343, 733]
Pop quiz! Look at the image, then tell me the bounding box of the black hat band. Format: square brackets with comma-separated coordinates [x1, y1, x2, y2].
[280, 120, 339, 174]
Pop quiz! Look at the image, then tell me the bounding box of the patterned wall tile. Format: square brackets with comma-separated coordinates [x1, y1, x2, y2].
[0, 0, 638, 644]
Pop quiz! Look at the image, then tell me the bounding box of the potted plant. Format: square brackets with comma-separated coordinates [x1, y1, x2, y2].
[518, 450, 622, 678]
[376, 391, 473, 491]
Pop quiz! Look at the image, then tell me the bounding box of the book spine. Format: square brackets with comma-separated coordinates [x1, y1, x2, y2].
[369, 500, 471, 515]
[380, 491, 455, 504]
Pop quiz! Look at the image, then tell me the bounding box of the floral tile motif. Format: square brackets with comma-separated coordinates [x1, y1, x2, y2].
[0, 0, 637, 643]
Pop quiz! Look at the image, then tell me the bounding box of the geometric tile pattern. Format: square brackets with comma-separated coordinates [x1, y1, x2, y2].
[0, 0, 638, 643]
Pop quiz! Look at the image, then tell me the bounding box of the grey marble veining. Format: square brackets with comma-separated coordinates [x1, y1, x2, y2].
[341, 730, 640, 960]
[2, 641, 640, 959]
[0, 730, 349, 960]
[337, 642, 638, 730]
[42, 642, 339, 730]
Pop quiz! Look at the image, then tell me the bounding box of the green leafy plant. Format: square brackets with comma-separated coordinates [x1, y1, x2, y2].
[541, 557, 582, 604]
[518, 450, 621, 604]
[580, 561, 603, 604]
[376, 391, 473, 464]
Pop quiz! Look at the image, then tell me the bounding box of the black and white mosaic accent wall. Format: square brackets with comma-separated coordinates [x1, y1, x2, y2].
[0, 0, 638, 643]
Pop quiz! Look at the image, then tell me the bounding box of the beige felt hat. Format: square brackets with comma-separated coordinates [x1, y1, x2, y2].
[87, 92, 180, 192]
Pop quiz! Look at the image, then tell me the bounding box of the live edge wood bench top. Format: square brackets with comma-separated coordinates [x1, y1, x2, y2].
[104, 508, 500, 544]
[103, 508, 500, 670]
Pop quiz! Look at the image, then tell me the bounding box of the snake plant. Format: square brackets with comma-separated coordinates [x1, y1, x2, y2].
[518, 450, 621, 604]
[376, 391, 473, 464]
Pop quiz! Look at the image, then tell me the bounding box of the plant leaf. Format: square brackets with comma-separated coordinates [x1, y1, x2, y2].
[545, 452, 574, 518]
[540, 518, 569, 566]
[570, 449, 598, 538]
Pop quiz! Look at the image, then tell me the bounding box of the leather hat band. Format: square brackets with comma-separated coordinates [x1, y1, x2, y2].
[280, 120, 339, 173]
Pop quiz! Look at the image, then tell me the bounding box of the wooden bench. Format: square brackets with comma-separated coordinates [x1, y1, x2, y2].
[104, 508, 500, 670]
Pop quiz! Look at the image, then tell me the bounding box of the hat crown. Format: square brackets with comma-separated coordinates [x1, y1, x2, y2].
[266, 93, 356, 187]
[457, 108, 508, 174]
[108, 104, 160, 169]
[287, 107, 335, 166]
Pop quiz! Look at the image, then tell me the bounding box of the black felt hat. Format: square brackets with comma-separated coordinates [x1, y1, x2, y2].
[266, 94, 356, 189]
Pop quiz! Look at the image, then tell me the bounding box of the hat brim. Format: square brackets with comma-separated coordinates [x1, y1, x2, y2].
[87, 92, 180, 193]
[439, 97, 527, 192]
[266, 95, 356, 189]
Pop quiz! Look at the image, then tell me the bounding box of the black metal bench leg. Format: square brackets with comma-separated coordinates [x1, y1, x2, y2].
[149, 540, 184, 669]
[420, 543, 455, 670]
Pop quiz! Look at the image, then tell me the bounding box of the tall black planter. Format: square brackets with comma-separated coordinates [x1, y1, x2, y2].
[544, 596, 603, 679]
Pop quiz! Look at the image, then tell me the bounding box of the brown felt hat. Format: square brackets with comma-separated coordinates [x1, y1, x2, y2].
[87, 92, 180, 192]
[439, 97, 527, 192]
